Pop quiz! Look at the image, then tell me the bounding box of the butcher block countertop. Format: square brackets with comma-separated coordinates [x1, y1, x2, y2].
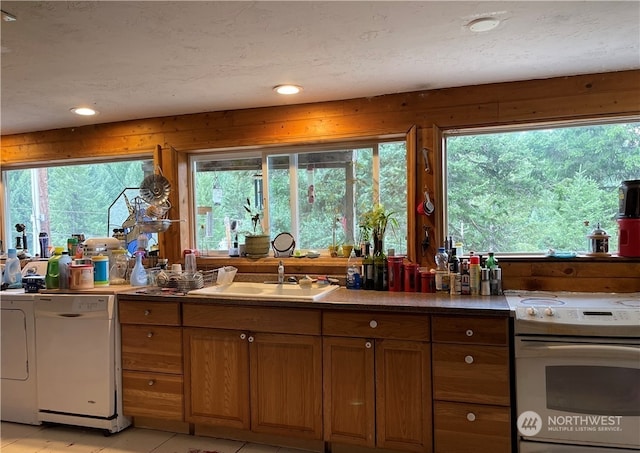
[119, 285, 511, 317]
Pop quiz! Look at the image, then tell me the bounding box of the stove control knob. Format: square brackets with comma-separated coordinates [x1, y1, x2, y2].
[526, 307, 538, 316]
[544, 307, 555, 317]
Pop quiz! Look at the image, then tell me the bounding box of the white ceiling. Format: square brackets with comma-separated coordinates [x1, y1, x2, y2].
[1, 1, 639, 136]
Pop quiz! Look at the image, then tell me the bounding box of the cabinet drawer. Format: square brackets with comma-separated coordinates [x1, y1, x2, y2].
[323, 311, 430, 341]
[434, 401, 511, 453]
[121, 325, 183, 374]
[431, 315, 508, 345]
[122, 370, 184, 420]
[432, 344, 510, 406]
[119, 300, 181, 325]
[183, 303, 321, 335]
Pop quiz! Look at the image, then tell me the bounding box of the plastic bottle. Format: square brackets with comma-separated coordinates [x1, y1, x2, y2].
[469, 255, 481, 295]
[3, 248, 23, 289]
[486, 252, 498, 270]
[346, 250, 361, 290]
[130, 251, 148, 286]
[434, 247, 449, 292]
[45, 246, 64, 289]
[58, 251, 72, 289]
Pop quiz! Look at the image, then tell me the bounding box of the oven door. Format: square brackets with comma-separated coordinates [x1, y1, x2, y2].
[515, 336, 640, 450]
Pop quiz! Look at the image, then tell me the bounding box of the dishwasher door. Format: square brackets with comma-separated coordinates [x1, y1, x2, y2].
[34, 294, 116, 418]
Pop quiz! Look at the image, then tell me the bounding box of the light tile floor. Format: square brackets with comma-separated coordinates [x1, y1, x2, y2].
[0, 422, 311, 453]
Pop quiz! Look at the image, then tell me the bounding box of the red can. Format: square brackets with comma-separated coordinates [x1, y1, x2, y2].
[421, 271, 436, 293]
[404, 263, 419, 292]
[388, 256, 404, 291]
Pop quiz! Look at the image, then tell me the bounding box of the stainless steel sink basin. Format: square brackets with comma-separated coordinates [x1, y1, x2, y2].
[188, 281, 340, 301]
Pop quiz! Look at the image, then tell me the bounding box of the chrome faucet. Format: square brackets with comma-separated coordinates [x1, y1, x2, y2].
[278, 260, 285, 284]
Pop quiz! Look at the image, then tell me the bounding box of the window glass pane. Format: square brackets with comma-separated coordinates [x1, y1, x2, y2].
[193, 139, 408, 255]
[380, 142, 408, 254]
[268, 155, 292, 236]
[445, 121, 640, 254]
[193, 157, 262, 254]
[547, 366, 640, 416]
[4, 160, 149, 255]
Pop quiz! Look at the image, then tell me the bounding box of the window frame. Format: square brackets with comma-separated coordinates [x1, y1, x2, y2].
[189, 134, 415, 259]
[441, 115, 640, 257]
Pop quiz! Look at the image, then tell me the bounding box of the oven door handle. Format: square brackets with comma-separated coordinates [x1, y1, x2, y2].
[518, 342, 640, 360]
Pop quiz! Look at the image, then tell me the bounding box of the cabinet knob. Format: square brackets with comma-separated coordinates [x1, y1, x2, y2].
[248, 336, 255, 343]
[148, 380, 155, 386]
[240, 333, 247, 340]
[466, 412, 476, 422]
[465, 329, 474, 337]
[365, 341, 372, 349]
[369, 320, 378, 329]
[464, 355, 474, 364]
[144, 309, 151, 316]
[147, 332, 153, 338]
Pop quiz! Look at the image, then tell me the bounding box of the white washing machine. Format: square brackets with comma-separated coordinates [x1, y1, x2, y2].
[1, 291, 40, 425]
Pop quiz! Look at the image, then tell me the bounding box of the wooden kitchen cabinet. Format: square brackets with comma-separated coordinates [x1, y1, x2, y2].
[119, 299, 184, 420]
[182, 303, 323, 439]
[431, 315, 511, 453]
[323, 311, 432, 453]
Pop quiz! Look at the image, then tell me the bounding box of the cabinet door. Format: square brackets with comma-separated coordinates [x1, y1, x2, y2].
[376, 339, 432, 453]
[250, 333, 323, 439]
[183, 328, 250, 429]
[323, 336, 375, 447]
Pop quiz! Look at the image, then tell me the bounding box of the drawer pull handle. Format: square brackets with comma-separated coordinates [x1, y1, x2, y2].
[365, 341, 372, 349]
[148, 380, 155, 386]
[369, 320, 378, 329]
[248, 336, 255, 343]
[144, 310, 151, 316]
[466, 329, 474, 337]
[464, 355, 474, 364]
[467, 412, 476, 422]
[240, 333, 247, 340]
[147, 332, 153, 338]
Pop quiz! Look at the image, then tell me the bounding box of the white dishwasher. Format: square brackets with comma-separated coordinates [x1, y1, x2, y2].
[34, 294, 130, 433]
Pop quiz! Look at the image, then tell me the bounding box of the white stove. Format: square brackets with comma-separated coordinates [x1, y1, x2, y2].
[505, 291, 640, 337]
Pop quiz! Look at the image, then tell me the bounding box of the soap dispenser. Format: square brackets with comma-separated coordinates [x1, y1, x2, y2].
[130, 251, 148, 286]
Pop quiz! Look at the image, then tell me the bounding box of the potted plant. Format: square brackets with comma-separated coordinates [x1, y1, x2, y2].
[243, 198, 270, 257]
[360, 203, 398, 255]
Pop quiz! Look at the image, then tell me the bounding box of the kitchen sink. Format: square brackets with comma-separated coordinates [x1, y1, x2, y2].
[188, 281, 340, 301]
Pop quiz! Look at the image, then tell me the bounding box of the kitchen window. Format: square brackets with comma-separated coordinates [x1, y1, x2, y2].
[444, 118, 640, 255]
[2, 159, 151, 255]
[191, 139, 408, 255]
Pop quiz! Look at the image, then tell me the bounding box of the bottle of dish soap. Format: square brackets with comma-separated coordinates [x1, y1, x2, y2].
[45, 246, 64, 289]
[130, 251, 148, 286]
[3, 248, 23, 289]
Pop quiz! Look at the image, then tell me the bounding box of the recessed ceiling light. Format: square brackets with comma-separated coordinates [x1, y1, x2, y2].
[70, 107, 98, 116]
[274, 85, 303, 95]
[467, 17, 500, 32]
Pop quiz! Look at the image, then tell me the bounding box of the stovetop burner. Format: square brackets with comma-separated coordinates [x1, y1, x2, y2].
[505, 291, 640, 337]
[614, 299, 640, 308]
[520, 298, 566, 306]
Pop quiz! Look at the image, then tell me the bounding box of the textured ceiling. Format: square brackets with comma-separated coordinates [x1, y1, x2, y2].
[1, 1, 639, 135]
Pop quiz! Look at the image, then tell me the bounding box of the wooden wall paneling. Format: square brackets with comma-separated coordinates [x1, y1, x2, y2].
[156, 145, 189, 264]
[498, 90, 640, 123]
[417, 126, 436, 267]
[406, 125, 418, 264]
